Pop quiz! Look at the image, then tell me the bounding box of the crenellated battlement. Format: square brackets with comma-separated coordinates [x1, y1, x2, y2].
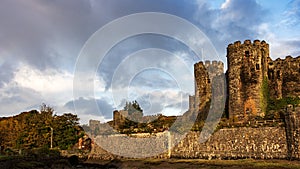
[228, 39, 269, 52]
[194, 61, 205, 69]
[196, 60, 224, 75]
[196, 60, 224, 66]
[203, 60, 224, 68]
[272, 55, 300, 64]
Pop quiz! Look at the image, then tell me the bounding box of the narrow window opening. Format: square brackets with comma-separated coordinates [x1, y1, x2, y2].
[277, 71, 280, 78]
[245, 51, 250, 57]
[256, 64, 260, 70]
[271, 71, 274, 79]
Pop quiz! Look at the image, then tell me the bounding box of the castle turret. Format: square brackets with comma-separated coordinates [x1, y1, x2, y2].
[192, 60, 224, 121]
[226, 40, 270, 121]
[194, 62, 211, 121]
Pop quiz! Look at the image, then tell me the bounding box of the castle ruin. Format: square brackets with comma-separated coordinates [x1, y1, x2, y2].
[89, 40, 300, 160]
[188, 40, 300, 123]
[109, 40, 299, 125]
[226, 40, 300, 121]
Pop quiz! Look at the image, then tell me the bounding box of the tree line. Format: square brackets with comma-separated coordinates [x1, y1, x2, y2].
[0, 104, 84, 151]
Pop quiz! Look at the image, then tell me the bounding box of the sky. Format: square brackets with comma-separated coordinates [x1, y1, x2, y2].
[0, 0, 300, 124]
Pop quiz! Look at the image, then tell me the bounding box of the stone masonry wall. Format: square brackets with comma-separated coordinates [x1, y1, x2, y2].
[89, 127, 288, 160]
[89, 106, 300, 160]
[89, 132, 170, 160]
[171, 127, 287, 159]
[284, 105, 300, 160]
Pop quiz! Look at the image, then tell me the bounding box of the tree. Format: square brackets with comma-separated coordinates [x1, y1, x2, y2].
[0, 104, 83, 151]
[123, 100, 143, 122]
[123, 100, 143, 115]
[52, 113, 82, 150]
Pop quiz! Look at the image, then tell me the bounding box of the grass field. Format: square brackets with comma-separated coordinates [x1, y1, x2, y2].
[86, 158, 300, 169]
[2, 156, 300, 169]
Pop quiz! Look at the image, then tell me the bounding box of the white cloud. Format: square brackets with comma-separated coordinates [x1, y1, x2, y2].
[0, 63, 111, 122]
[14, 64, 73, 93]
[114, 86, 190, 116]
[269, 39, 300, 59]
[255, 23, 300, 59]
[221, 0, 231, 9]
[12, 64, 107, 103]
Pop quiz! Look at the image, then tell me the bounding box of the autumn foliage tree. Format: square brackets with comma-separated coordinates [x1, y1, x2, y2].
[0, 104, 83, 151]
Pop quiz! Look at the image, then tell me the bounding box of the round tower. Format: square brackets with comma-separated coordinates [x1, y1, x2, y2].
[193, 62, 211, 121]
[226, 40, 270, 121]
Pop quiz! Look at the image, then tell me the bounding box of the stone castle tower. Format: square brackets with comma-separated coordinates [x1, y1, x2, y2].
[226, 40, 300, 122]
[226, 40, 270, 121]
[188, 39, 299, 123]
[189, 60, 224, 121]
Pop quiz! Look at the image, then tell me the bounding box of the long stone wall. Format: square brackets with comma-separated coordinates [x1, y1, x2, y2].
[171, 127, 287, 159]
[89, 127, 288, 160]
[88, 104, 300, 160]
[89, 132, 170, 160]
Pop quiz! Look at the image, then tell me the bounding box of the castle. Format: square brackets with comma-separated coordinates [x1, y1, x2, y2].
[110, 40, 299, 125]
[88, 40, 300, 160]
[108, 40, 300, 128]
[189, 40, 300, 122]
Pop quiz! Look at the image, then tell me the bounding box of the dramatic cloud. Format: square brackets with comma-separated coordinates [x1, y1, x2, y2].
[1, 0, 300, 123]
[0, 82, 42, 116]
[0, 62, 15, 87]
[117, 89, 190, 116]
[192, 0, 269, 57]
[64, 97, 115, 121]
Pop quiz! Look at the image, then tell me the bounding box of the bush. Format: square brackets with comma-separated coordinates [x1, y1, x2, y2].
[268, 97, 300, 113]
[27, 147, 60, 159]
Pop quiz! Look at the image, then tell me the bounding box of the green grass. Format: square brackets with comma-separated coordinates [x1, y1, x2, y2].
[123, 159, 300, 169]
[4, 156, 300, 169]
[173, 159, 300, 169]
[0, 155, 14, 160]
[15, 161, 44, 168]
